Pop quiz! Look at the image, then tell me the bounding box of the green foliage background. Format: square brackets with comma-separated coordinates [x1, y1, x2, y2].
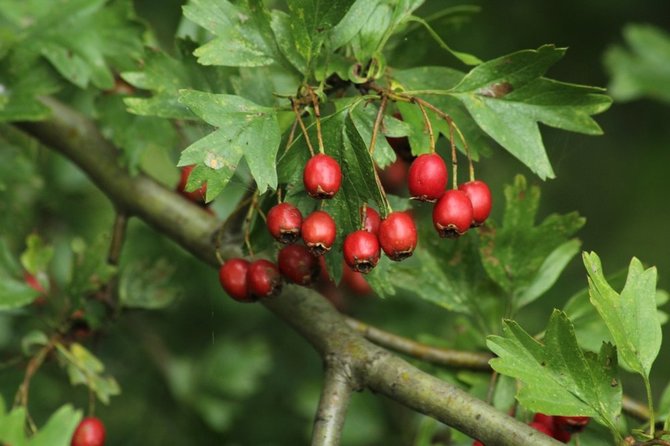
[1, 0, 670, 444]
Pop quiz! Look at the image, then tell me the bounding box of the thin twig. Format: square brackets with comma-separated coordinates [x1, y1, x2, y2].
[345, 317, 492, 370]
[311, 362, 354, 446]
[306, 86, 325, 154]
[449, 120, 458, 189]
[291, 99, 316, 157]
[415, 99, 435, 153]
[14, 335, 59, 409]
[369, 95, 388, 156]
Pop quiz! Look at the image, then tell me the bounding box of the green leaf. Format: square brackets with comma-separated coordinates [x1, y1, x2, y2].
[479, 175, 584, 311]
[583, 252, 662, 379]
[20, 233, 53, 275]
[450, 45, 612, 179]
[0, 406, 28, 446]
[0, 276, 40, 310]
[392, 66, 491, 160]
[120, 258, 180, 309]
[21, 330, 48, 356]
[328, 0, 382, 49]
[178, 90, 281, 196]
[269, 10, 307, 73]
[30, 405, 82, 446]
[405, 15, 481, 66]
[183, 0, 281, 68]
[348, 100, 401, 168]
[1, 0, 143, 89]
[0, 61, 61, 122]
[604, 24, 670, 103]
[67, 237, 117, 298]
[487, 310, 621, 430]
[122, 40, 231, 119]
[56, 342, 121, 405]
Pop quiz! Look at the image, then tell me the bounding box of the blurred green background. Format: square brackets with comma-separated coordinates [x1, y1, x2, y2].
[2, 0, 670, 444]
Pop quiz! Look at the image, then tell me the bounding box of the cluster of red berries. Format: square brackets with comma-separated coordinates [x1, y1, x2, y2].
[71, 417, 106, 446]
[472, 414, 589, 445]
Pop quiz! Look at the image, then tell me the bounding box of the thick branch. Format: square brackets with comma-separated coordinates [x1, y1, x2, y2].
[17, 99, 562, 446]
[311, 361, 354, 446]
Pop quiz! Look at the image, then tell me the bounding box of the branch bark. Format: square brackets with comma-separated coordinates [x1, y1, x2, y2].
[311, 360, 354, 446]
[17, 98, 563, 446]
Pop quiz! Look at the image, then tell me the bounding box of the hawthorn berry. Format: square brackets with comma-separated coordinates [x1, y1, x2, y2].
[432, 190, 474, 238]
[343, 230, 380, 274]
[378, 158, 408, 195]
[71, 417, 106, 446]
[267, 202, 303, 244]
[301, 210, 337, 255]
[303, 154, 342, 199]
[341, 264, 372, 295]
[177, 165, 207, 204]
[219, 259, 253, 302]
[529, 421, 554, 436]
[24, 271, 46, 293]
[407, 153, 448, 202]
[554, 416, 590, 433]
[247, 259, 282, 299]
[531, 414, 571, 443]
[363, 206, 381, 234]
[277, 244, 320, 286]
[378, 211, 417, 261]
[459, 180, 492, 226]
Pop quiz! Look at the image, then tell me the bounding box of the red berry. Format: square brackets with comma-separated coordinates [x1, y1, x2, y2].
[343, 230, 380, 274]
[24, 271, 46, 294]
[378, 158, 408, 195]
[432, 190, 473, 238]
[459, 180, 492, 226]
[278, 244, 320, 286]
[247, 259, 282, 298]
[177, 165, 207, 204]
[407, 153, 448, 202]
[363, 206, 381, 234]
[301, 210, 337, 255]
[529, 421, 554, 436]
[341, 264, 372, 295]
[267, 202, 303, 244]
[554, 416, 590, 433]
[219, 259, 253, 302]
[553, 428, 572, 443]
[71, 417, 106, 446]
[303, 154, 342, 199]
[472, 441, 484, 446]
[378, 212, 417, 261]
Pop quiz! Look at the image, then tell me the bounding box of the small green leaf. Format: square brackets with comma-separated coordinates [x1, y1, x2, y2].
[120, 258, 180, 309]
[450, 45, 611, 179]
[0, 406, 28, 446]
[583, 252, 662, 379]
[21, 330, 48, 356]
[604, 24, 670, 103]
[487, 310, 621, 431]
[0, 276, 40, 310]
[20, 234, 53, 275]
[30, 405, 82, 446]
[178, 90, 281, 195]
[56, 342, 121, 405]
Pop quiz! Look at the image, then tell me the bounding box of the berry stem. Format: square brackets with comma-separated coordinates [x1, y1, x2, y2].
[283, 118, 298, 155]
[369, 94, 388, 156]
[243, 191, 260, 256]
[291, 98, 316, 157]
[449, 121, 458, 190]
[360, 203, 368, 231]
[415, 99, 435, 154]
[306, 85, 326, 155]
[452, 122, 474, 181]
[644, 377, 656, 437]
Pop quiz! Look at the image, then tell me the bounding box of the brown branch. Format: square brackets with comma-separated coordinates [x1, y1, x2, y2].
[311, 359, 355, 446]
[15, 97, 568, 446]
[345, 317, 492, 370]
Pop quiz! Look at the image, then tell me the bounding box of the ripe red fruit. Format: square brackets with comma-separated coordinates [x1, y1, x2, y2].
[301, 210, 337, 255]
[363, 206, 381, 234]
[472, 441, 484, 446]
[267, 202, 303, 244]
[341, 264, 372, 295]
[407, 153, 448, 202]
[303, 154, 342, 199]
[246, 259, 282, 299]
[531, 414, 571, 443]
[378, 212, 417, 261]
[278, 244, 320, 286]
[459, 180, 492, 226]
[378, 158, 408, 195]
[219, 259, 253, 302]
[177, 165, 207, 204]
[24, 271, 46, 294]
[343, 230, 380, 274]
[71, 417, 106, 446]
[554, 416, 590, 433]
[529, 421, 554, 436]
[433, 190, 474, 238]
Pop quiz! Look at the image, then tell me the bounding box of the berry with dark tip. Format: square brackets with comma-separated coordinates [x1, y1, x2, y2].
[247, 259, 282, 299]
[71, 417, 106, 446]
[219, 259, 253, 302]
[277, 244, 320, 286]
[267, 202, 303, 244]
[407, 154, 448, 202]
[301, 210, 337, 255]
[303, 154, 342, 199]
[378, 212, 417, 261]
[343, 230, 380, 274]
[459, 180, 492, 226]
[432, 190, 474, 238]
